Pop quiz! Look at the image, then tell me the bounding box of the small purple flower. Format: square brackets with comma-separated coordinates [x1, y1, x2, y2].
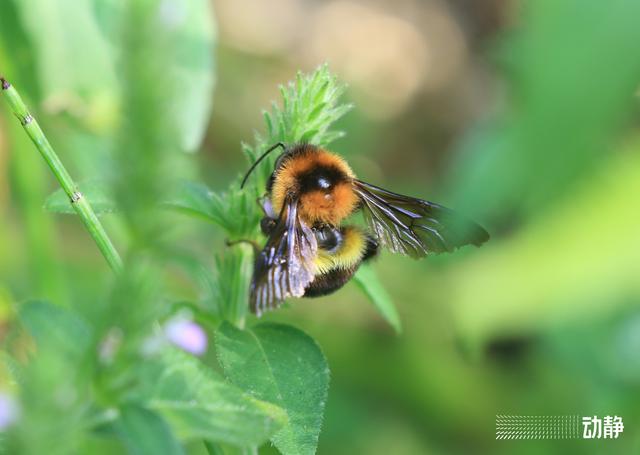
[0, 393, 19, 430]
[165, 318, 208, 356]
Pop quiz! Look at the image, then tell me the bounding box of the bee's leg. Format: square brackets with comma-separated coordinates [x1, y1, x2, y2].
[256, 196, 281, 239]
[260, 216, 277, 237]
[313, 224, 343, 253]
[225, 238, 260, 254]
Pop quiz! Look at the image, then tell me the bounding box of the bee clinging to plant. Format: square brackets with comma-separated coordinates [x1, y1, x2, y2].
[240, 142, 489, 315]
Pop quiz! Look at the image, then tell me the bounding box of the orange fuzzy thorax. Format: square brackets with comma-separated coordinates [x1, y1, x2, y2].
[271, 147, 359, 225]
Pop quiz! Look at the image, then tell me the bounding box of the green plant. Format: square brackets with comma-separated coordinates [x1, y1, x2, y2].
[0, 78, 122, 273]
[1, 49, 399, 453]
[167, 65, 401, 331]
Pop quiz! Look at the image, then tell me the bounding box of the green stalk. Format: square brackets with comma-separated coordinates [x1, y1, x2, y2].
[1, 77, 123, 273]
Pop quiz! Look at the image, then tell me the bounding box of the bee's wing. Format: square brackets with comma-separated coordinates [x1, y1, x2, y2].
[250, 196, 318, 315]
[353, 179, 489, 258]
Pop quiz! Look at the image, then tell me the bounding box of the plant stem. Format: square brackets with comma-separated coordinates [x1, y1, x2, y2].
[1, 77, 123, 273]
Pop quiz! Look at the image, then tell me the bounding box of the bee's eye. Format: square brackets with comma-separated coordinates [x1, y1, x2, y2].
[299, 166, 342, 192]
[317, 177, 332, 189]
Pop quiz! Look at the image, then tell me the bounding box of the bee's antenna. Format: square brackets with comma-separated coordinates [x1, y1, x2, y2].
[240, 142, 286, 189]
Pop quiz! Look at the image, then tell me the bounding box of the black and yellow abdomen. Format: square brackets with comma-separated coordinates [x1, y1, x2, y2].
[304, 226, 378, 297]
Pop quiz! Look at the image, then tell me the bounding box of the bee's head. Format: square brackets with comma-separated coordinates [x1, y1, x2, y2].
[270, 145, 359, 225]
[240, 143, 325, 192]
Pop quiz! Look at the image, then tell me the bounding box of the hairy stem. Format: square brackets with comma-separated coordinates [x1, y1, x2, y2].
[1, 77, 123, 273]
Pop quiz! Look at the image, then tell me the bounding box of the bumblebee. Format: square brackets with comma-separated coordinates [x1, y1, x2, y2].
[241, 143, 489, 315]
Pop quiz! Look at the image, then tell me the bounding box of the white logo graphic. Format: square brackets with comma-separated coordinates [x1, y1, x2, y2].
[496, 415, 624, 440]
[582, 415, 624, 439]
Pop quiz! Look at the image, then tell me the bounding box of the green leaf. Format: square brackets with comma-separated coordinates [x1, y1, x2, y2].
[169, 0, 217, 152]
[203, 441, 225, 455]
[13, 0, 117, 130]
[12, 302, 92, 454]
[44, 181, 117, 215]
[135, 348, 287, 447]
[162, 180, 222, 223]
[353, 264, 402, 334]
[216, 323, 330, 455]
[203, 443, 257, 455]
[448, 0, 640, 218]
[18, 300, 92, 358]
[451, 142, 640, 346]
[0, 0, 41, 98]
[92, 0, 216, 151]
[113, 405, 184, 455]
[164, 180, 261, 238]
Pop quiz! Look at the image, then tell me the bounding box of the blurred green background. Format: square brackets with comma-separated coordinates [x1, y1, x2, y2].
[2, 0, 640, 453]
